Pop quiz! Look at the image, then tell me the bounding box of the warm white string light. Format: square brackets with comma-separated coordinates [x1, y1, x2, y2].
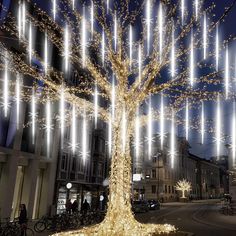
[111, 74, 115, 119]
[22, 1, 26, 36]
[185, 98, 189, 140]
[159, 3, 163, 61]
[201, 101, 204, 144]
[190, 31, 194, 86]
[160, 93, 165, 149]
[18, 3, 22, 39]
[108, 110, 112, 157]
[122, 107, 126, 154]
[64, 25, 69, 72]
[215, 24, 219, 71]
[225, 45, 229, 99]
[4, 54, 8, 118]
[72, 0, 75, 10]
[16, 74, 21, 130]
[44, 33, 48, 73]
[203, 12, 207, 60]
[129, 25, 132, 68]
[106, 0, 109, 13]
[94, 82, 98, 128]
[146, 0, 151, 55]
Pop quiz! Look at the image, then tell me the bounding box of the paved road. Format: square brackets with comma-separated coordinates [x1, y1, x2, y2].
[135, 200, 236, 236]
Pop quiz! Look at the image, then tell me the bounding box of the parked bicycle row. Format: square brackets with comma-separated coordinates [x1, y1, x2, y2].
[34, 210, 105, 233]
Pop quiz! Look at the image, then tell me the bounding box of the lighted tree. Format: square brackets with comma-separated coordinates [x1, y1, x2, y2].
[0, 0, 235, 235]
[175, 179, 192, 199]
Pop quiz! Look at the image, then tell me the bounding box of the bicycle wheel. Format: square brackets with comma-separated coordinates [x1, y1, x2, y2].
[34, 221, 46, 232]
[25, 228, 34, 236]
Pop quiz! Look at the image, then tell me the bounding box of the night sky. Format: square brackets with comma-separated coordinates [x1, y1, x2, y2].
[1, 0, 236, 159]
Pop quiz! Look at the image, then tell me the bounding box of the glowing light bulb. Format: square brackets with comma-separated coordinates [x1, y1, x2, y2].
[160, 93, 165, 149]
[170, 110, 175, 169]
[135, 108, 140, 160]
[171, 26, 175, 78]
[216, 94, 221, 159]
[72, 0, 75, 10]
[185, 98, 189, 140]
[138, 44, 142, 83]
[201, 101, 204, 144]
[102, 30, 105, 65]
[203, 12, 207, 60]
[64, 25, 70, 72]
[159, 3, 163, 61]
[53, 0, 56, 20]
[190, 31, 194, 86]
[16, 74, 21, 130]
[91, 1, 94, 38]
[94, 82, 98, 128]
[28, 21, 32, 64]
[44, 33, 48, 74]
[31, 88, 36, 144]
[82, 109, 87, 162]
[82, 8, 86, 67]
[129, 25, 132, 68]
[148, 96, 152, 159]
[146, 0, 151, 55]
[215, 24, 219, 71]
[4, 54, 8, 117]
[114, 13, 117, 52]
[71, 104, 76, 153]
[225, 45, 229, 99]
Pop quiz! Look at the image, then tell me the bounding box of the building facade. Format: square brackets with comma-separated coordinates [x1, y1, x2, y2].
[133, 134, 222, 202]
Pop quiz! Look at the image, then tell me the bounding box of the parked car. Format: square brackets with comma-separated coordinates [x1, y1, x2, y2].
[132, 200, 149, 213]
[147, 200, 160, 210]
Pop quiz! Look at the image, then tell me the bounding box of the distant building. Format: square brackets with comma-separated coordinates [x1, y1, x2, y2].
[133, 134, 223, 201]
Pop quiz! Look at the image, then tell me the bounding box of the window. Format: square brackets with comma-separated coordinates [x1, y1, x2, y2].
[168, 185, 171, 193]
[172, 186, 174, 193]
[152, 169, 156, 178]
[165, 185, 167, 193]
[72, 157, 76, 172]
[151, 185, 156, 194]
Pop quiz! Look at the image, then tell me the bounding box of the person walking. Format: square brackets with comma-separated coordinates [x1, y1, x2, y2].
[71, 200, 78, 213]
[81, 199, 90, 215]
[65, 199, 72, 214]
[19, 204, 27, 236]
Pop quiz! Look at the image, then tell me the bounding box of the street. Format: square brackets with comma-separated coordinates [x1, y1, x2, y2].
[135, 200, 236, 236]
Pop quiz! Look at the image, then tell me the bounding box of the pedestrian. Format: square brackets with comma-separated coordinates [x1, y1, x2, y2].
[19, 204, 27, 236]
[71, 200, 78, 213]
[65, 199, 72, 214]
[81, 199, 90, 215]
